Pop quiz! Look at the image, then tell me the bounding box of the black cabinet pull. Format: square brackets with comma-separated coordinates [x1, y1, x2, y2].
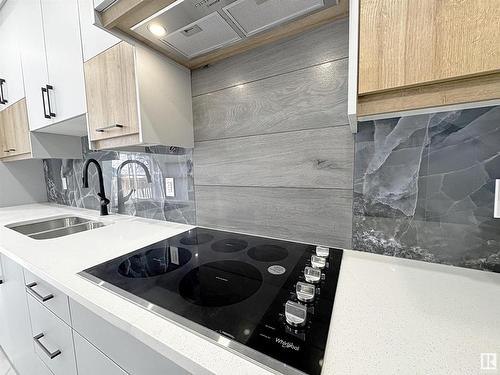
[46, 85, 56, 117]
[33, 333, 61, 359]
[0, 79, 7, 105]
[95, 124, 124, 132]
[41, 87, 51, 119]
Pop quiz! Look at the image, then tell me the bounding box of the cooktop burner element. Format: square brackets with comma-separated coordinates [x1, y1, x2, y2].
[179, 260, 263, 307]
[118, 247, 192, 278]
[211, 238, 248, 253]
[80, 228, 343, 375]
[180, 232, 214, 245]
[248, 244, 288, 262]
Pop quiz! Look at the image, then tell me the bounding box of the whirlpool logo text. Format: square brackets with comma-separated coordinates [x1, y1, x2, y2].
[275, 338, 300, 351]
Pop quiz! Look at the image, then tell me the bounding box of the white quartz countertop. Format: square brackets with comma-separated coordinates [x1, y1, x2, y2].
[0, 203, 499, 375]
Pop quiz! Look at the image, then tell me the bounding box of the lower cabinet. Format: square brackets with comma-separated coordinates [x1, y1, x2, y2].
[0, 253, 191, 375]
[27, 293, 77, 375]
[0, 254, 52, 375]
[73, 331, 128, 375]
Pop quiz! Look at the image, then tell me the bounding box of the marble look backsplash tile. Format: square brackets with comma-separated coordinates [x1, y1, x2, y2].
[353, 105, 500, 273]
[43, 139, 195, 225]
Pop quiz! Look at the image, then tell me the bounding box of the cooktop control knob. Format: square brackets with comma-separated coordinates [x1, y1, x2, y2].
[285, 300, 308, 327]
[311, 255, 326, 269]
[296, 281, 315, 303]
[315, 245, 330, 258]
[304, 266, 321, 284]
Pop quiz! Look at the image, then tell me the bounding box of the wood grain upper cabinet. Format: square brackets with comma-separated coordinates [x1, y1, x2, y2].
[358, 0, 500, 95]
[0, 99, 31, 159]
[84, 41, 194, 150]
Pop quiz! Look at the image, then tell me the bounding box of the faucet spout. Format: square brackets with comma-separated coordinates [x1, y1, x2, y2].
[82, 158, 110, 216]
[116, 159, 152, 214]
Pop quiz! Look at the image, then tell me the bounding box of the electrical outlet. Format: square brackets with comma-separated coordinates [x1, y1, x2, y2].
[62, 177, 68, 190]
[165, 177, 175, 197]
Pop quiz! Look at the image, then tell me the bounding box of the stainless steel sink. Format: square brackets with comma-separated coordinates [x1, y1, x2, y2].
[6, 216, 107, 240]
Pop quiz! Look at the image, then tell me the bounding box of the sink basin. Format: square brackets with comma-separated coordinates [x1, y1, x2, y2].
[6, 216, 107, 240]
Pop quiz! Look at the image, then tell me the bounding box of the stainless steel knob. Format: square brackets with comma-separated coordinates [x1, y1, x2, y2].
[285, 300, 307, 327]
[296, 281, 315, 303]
[304, 266, 321, 284]
[311, 255, 326, 269]
[315, 245, 330, 258]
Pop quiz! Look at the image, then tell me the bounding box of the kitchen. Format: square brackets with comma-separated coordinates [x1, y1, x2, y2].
[0, 0, 499, 374]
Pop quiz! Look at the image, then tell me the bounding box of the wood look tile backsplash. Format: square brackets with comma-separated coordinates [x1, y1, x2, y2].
[192, 18, 354, 248]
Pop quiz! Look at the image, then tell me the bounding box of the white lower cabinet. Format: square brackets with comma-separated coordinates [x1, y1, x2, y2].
[25, 270, 71, 325]
[0, 255, 192, 375]
[27, 293, 77, 375]
[0, 254, 52, 375]
[70, 299, 190, 375]
[74, 331, 128, 375]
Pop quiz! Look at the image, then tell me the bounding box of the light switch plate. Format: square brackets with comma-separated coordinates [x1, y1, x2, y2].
[62, 177, 68, 190]
[165, 177, 175, 197]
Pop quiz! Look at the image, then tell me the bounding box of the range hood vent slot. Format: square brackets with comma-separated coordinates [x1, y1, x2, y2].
[223, 0, 325, 36]
[160, 12, 241, 59]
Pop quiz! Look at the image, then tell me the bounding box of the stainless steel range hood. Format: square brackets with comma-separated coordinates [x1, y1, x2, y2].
[131, 0, 338, 61]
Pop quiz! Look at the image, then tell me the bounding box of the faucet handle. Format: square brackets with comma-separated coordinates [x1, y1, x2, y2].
[97, 193, 110, 205]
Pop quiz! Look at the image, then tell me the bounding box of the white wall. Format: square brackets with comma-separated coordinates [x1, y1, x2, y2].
[0, 160, 47, 207]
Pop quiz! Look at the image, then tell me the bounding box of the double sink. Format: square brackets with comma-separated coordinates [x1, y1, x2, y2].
[6, 216, 107, 240]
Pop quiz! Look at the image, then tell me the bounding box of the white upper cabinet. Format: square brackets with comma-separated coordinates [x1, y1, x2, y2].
[0, 0, 25, 111]
[78, 0, 120, 62]
[17, 0, 52, 130]
[18, 0, 86, 132]
[42, 0, 87, 125]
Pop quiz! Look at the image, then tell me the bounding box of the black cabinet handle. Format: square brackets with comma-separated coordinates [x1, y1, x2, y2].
[34, 333, 61, 359]
[46, 85, 56, 117]
[26, 282, 54, 302]
[95, 124, 124, 132]
[0, 79, 7, 105]
[41, 87, 51, 119]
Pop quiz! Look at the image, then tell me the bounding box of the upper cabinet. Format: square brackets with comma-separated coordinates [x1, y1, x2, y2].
[0, 0, 25, 111]
[18, 0, 87, 133]
[358, 0, 500, 95]
[84, 41, 193, 150]
[77, 0, 120, 62]
[349, 0, 500, 128]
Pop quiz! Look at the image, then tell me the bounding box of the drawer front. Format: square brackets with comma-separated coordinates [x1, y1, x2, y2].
[70, 299, 191, 375]
[74, 331, 129, 375]
[27, 294, 77, 375]
[25, 269, 71, 324]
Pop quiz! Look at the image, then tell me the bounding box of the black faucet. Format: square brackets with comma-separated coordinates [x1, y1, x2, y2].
[116, 159, 152, 214]
[82, 158, 110, 216]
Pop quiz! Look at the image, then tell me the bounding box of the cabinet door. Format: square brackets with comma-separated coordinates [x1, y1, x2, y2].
[0, 100, 31, 158]
[27, 294, 78, 375]
[7, 99, 32, 157]
[358, 0, 500, 94]
[77, 0, 120, 62]
[84, 42, 140, 141]
[0, 111, 8, 158]
[18, 0, 52, 131]
[0, 0, 25, 111]
[0, 255, 51, 375]
[74, 332, 128, 375]
[41, 0, 87, 123]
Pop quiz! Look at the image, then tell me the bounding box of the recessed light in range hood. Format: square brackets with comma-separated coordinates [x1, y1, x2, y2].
[131, 0, 338, 61]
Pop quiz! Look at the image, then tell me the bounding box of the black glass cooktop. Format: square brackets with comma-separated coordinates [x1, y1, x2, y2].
[80, 227, 343, 375]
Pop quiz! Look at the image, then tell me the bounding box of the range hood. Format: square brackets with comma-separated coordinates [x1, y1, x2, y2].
[131, 0, 338, 61]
